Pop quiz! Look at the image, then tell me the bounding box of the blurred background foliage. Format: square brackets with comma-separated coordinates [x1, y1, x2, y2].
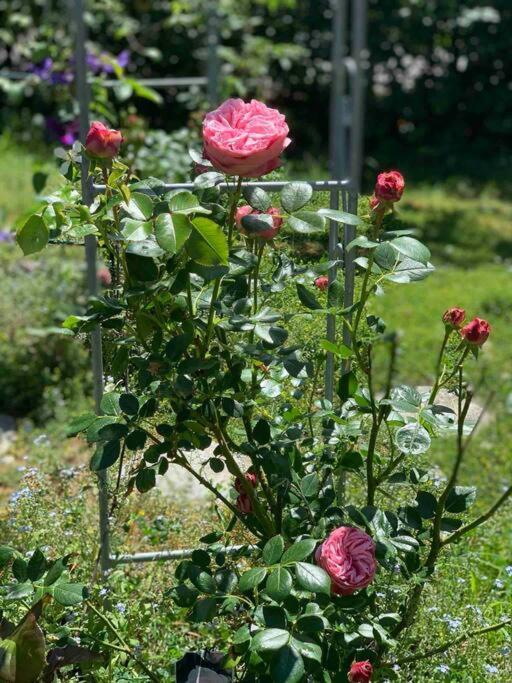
[1, 0, 511, 186]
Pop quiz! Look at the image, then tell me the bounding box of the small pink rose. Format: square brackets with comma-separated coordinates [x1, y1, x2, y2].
[314, 276, 329, 291]
[97, 266, 112, 287]
[235, 471, 258, 493]
[236, 493, 252, 514]
[203, 98, 290, 177]
[348, 660, 373, 683]
[461, 317, 491, 346]
[235, 205, 283, 240]
[315, 526, 376, 595]
[85, 121, 123, 159]
[442, 307, 466, 329]
[374, 170, 405, 203]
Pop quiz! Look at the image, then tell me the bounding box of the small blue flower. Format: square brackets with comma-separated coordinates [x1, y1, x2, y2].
[494, 579, 504, 589]
[484, 664, 499, 675]
[505, 566, 512, 577]
[436, 664, 450, 673]
[115, 602, 126, 614]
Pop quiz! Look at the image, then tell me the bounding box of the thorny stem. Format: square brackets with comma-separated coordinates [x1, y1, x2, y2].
[307, 358, 322, 437]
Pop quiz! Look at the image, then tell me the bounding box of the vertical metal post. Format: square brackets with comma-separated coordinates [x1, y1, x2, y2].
[72, 0, 110, 573]
[325, 0, 348, 401]
[342, 0, 367, 349]
[206, 0, 220, 107]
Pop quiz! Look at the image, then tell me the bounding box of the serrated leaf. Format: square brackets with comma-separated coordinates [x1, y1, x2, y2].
[27, 549, 46, 582]
[295, 563, 331, 595]
[445, 486, 477, 513]
[318, 208, 363, 226]
[251, 628, 289, 652]
[281, 539, 317, 564]
[266, 568, 292, 601]
[296, 283, 322, 310]
[121, 218, 152, 241]
[239, 567, 268, 592]
[390, 236, 430, 265]
[122, 192, 153, 221]
[50, 583, 87, 606]
[270, 644, 305, 683]
[187, 217, 228, 265]
[263, 535, 285, 565]
[90, 440, 121, 471]
[395, 423, 431, 455]
[155, 213, 192, 253]
[16, 214, 49, 255]
[168, 191, 211, 215]
[281, 182, 313, 213]
[243, 186, 272, 211]
[288, 211, 326, 234]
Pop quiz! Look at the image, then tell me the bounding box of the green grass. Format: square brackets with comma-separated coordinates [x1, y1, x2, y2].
[0, 138, 511, 680]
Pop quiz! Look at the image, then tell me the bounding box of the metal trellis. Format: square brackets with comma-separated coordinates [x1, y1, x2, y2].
[69, 0, 368, 572]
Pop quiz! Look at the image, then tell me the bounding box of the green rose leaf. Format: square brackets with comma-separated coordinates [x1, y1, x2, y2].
[318, 208, 363, 226]
[90, 440, 121, 471]
[270, 644, 305, 683]
[239, 567, 268, 592]
[262, 535, 285, 565]
[395, 423, 431, 455]
[390, 236, 431, 265]
[251, 628, 289, 652]
[121, 218, 153, 241]
[295, 562, 331, 595]
[281, 539, 317, 564]
[243, 186, 272, 211]
[288, 211, 326, 234]
[187, 217, 228, 265]
[50, 582, 88, 606]
[445, 486, 477, 513]
[122, 192, 154, 221]
[291, 634, 322, 662]
[168, 190, 212, 215]
[27, 549, 46, 582]
[266, 567, 292, 601]
[296, 283, 322, 310]
[320, 339, 352, 358]
[415, 491, 438, 519]
[281, 182, 313, 213]
[16, 215, 49, 255]
[155, 213, 193, 254]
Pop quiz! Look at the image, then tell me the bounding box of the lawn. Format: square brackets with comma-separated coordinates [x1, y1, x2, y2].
[1, 137, 511, 680]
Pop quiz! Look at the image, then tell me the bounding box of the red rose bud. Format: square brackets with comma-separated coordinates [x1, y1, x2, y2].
[97, 266, 112, 287]
[236, 493, 252, 514]
[442, 307, 466, 329]
[235, 472, 258, 493]
[314, 276, 329, 291]
[348, 660, 373, 683]
[374, 170, 405, 203]
[235, 205, 283, 240]
[369, 195, 380, 211]
[85, 121, 123, 159]
[461, 317, 491, 346]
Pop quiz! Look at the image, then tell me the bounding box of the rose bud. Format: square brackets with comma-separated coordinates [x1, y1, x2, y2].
[236, 205, 283, 241]
[97, 266, 112, 287]
[369, 195, 380, 211]
[85, 121, 123, 159]
[315, 526, 376, 595]
[374, 170, 405, 204]
[314, 275, 329, 291]
[235, 471, 258, 493]
[461, 317, 491, 346]
[348, 660, 373, 683]
[203, 98, 290, 177]
[236, 493, 252, 514]
[442, 307, 466, 329]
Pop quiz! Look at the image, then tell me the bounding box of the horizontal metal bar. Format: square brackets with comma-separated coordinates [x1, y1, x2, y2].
[110, 543, 255, 565]
[101, 76, 208, 88]
[92, 178, 353, 196]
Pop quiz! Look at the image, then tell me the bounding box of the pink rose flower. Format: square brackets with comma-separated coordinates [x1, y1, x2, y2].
[235, 205, 283, 240]
[314, 275, 329, 291]
[348, 660, 373, 683]
[97, 266, 112, 287]
[235, 471, 258, 493]
[202, 98, 290, 177]
[374, 170, 405, 203]
[236, 493, 252, 514]
[85, 121, 123, 159]
[461, 317, 491, 346]
[315, 526, 376, 595]
[442, 307, 466, 329]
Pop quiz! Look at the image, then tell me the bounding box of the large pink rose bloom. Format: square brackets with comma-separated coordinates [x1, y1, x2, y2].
[315, 526, 376, 595]
[202, 99, 290, 177]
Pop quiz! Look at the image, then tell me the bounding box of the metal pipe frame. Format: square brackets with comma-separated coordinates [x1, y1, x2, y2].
[67, 0, 368, 571]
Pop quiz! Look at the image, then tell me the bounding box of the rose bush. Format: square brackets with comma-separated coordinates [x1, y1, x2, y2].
[16, 99, 511, 682]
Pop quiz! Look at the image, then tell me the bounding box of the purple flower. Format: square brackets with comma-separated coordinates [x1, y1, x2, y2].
[30, 58, 54, 80]
[86, 50, 130, 75]
[0, 230, 13, 243]
[116, 49, 130, 69]
[45, 117, 80, 146]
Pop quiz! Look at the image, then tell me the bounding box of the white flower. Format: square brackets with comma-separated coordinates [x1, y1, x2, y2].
[436, 664, 450, 673]
[484, 664, 499, 675]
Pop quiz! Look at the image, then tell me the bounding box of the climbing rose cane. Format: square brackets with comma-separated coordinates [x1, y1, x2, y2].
[202, 99, 290, 177]
[348, 660, 373, 683]
[235, 205, 283, 240]
[374, 170, 405, 203]
[314, 275, 329, 291]
[85, 121, 123, 159]
[461, 317, 491, 346]
[315, 526, 376, 595]
[442, 307, 466, 329]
